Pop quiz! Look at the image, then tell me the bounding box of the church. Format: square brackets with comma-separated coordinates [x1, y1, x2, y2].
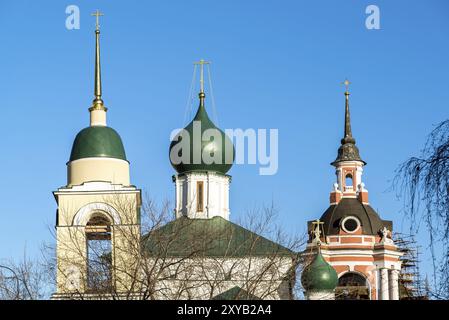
[52, 13, 401, 300]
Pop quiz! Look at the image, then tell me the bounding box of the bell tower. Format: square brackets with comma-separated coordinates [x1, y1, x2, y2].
[53, 12, 141, 298]
[305, 80, 402, 300]
[329, 80, 369, 205]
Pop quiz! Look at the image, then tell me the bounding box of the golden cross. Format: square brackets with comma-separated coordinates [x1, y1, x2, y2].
[91, 10, 104, 31]
[312, 219, 324, 228]
[194, 59, 210, 93]
[342, 78, 351, 92]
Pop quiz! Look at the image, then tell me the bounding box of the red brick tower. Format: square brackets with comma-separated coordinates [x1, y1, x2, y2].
[306, 81, 402, 300]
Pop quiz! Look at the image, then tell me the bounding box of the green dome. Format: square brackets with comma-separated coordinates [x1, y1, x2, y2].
[70, 126, 127, 161]
[169, 95, 234, 174]
[301, 251, 338, 291]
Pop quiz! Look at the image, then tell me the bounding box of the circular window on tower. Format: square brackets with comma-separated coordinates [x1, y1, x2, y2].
[341, 216, 360, 233]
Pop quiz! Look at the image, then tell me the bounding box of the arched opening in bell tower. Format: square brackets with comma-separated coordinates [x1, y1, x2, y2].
[336, 272, 370, 300]
[85, 213, 112, 293]
[345, 173, 354, 191]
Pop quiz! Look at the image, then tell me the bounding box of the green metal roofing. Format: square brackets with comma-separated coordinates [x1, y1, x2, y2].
[70, 126, 127, 161]
[212, 286, 260, 300]
[169, 97, 234, 175]
[142, 216, 293, 257]
[301, 251, 338, 291]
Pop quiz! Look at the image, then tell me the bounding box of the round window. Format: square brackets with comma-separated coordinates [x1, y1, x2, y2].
[341, 216, 360, 233]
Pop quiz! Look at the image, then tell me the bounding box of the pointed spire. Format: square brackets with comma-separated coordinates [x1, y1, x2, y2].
[90, 10, 106, 110]
[332, 79, 365, 165]
[342, 79, 355, 145]
[89, 10, 107, 126]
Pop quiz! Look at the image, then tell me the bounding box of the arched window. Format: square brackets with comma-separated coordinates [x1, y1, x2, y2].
[345, 174, 353, 190]
[336, 272, 370, 300]
[86, 213, 112, 293]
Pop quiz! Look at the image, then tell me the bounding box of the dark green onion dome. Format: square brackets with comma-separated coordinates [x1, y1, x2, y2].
[70, 126, 127, 161]
[301, 251, 338, 291]
[332, 91, 366, 165]
[169, 93, 234, 174]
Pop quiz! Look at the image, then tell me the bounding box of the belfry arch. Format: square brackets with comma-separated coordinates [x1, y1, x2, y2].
[85, 213, 112, 292]
[336, 272, 370, 300]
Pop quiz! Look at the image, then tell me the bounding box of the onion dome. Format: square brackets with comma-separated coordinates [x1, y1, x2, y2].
[301, 251, 338, 291]
[70, 126, 126, 161]
[332, 82, 366, 165]
[169, 62, 234, 175]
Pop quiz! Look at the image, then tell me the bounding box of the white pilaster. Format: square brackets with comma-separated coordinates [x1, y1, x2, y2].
[380, 268, 390, 300]
[389, 269, 400, 300]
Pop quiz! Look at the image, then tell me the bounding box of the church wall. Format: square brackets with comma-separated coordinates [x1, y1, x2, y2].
[142, 256, 295, 300]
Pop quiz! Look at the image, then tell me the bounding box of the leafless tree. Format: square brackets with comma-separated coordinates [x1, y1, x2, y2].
[0, 250, 51, 300]
[50, 194, 306, 300]
[0, 194, 306, 300]
[394, 119, 449, 299]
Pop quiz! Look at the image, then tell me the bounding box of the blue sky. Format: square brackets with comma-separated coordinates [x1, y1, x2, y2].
[0, 0, 448, 282]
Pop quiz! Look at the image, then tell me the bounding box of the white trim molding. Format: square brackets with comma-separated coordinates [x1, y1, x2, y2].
[72, 202, 121, 226]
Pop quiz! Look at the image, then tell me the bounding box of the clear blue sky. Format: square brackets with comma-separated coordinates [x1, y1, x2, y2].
[0, 0, 448, 281]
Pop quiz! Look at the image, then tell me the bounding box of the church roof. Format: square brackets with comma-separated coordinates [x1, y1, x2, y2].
[70, 126, 127, 161]
[211, 286, 260, 300]
[142, 216, 293, 257]
[316, 198, 392, 236]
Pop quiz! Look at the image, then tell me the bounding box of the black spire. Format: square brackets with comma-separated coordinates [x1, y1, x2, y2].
[332, 83, 365, 165]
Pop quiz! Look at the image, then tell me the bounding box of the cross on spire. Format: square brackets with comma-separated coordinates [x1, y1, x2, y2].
[194, 59, 210, 94]
[89, 9, 106, 113]
[91, 10, 104, 31]
[342, 78, 351, 93]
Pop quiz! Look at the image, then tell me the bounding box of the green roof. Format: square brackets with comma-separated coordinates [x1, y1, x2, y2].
[142, 216, 293, 257]
[70, 126, 127, 161]
[301, 252, 338, 291]
[169, 95, 234, 175]
[212, 286, 260, 300]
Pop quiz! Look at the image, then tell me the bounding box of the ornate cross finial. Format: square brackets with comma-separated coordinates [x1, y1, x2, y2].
[342, 78, 351, 93]
[91, 10, 104, 31]
[311, 219, 325, 245]
[194, 59, 210, 94]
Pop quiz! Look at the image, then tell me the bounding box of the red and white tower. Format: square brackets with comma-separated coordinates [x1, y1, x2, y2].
[306, 81, 402, 300]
